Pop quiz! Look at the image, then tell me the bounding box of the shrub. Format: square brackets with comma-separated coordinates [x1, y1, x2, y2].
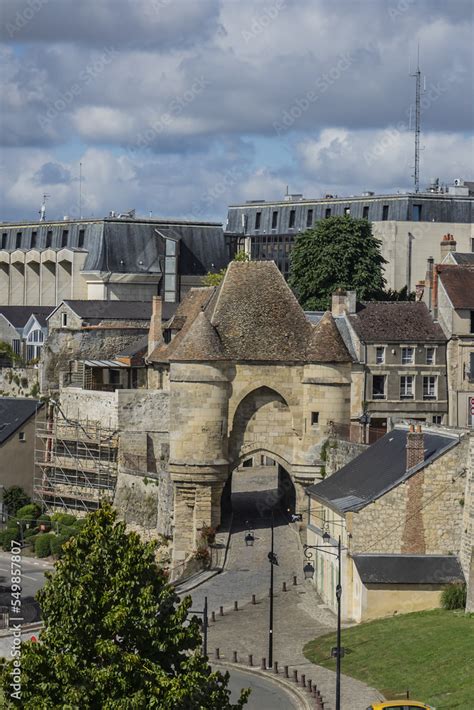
[3, 486, 30, 516]
[51, 513, 77, 527]
[35, 532, 54, 558]
[441, 582, 467, 610]
[0, 530, 19, 551]
[50, 534, 69, 559]
[37, 514, 52, 532]
[16, 503, 41, 522]
[23, 528, 37, 539]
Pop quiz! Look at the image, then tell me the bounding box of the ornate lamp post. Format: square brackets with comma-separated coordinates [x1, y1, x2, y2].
[303, 533, 343, 710]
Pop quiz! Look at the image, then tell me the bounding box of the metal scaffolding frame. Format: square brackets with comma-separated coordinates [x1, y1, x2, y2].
[34, 409, 119, 513]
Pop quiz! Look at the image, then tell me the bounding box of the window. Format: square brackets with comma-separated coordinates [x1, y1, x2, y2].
[18, 432, 25, 442]
[400, 375, 415, 399]
[306, 209, 313, 227]
[412, 204, 422, 221]
[470, 311, 474, 334]
[78, 229, 85, 248]
[289, 210, 296, 229]
[311, 411, 319, 426]
[325, 208, 331, 218]
[109, 369, 120, 385]
[12, 339, 21, 355]
[255, 212, 261, 230]
[271, 211, 278, 229]
[401, 346, 414, 364]
[164, 237, 178, 303]
[423, 375, 437, 400]
[16, 232, 22, 248]
[61, 230, 68, 248]
[26, 344, 35, 362]
[471, 237, 474, 253]
[372, 375, 386, 399]
[61, 312, 68, 327]
[46, 230, 52, 247]
[1, 233, 7, 249]
[433, 415, 442, 425]
[426, 347, 435, 365]
[31, 231, 37, 248]
[375, 346, 385, 364]
[362, 206, 369, 220]
[382, 205, 389, 221]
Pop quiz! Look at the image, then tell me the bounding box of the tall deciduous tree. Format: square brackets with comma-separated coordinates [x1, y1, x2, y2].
[1, 505, 249, 709]
[289, 216, 387, 309]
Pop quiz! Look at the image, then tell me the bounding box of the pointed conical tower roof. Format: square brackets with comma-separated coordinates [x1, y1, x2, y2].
[306, 311, 352, 362]
[171, 310, 225, 361]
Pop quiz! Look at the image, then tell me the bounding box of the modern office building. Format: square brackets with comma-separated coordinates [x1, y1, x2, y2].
[225, 179, 474, 290]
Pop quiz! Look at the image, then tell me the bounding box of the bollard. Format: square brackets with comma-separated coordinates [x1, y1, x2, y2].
[301, 673, 306, 688]
[260, 658, 266, 670]
[282, 581, 287, 592]
[211, 611, 216, 622]
[292, 669, 298, 683]
[215, 648, 220, 659]
[293, 575, 297, 586]
[307, 679, 312, 693]
[234, 601, 238, 611]
[232, 651, 238, 663]
[251, 594, 256, 604]
[248, 654, 253, 667]
[284, 665, 289, 678]
[219, 606, 224, 616]
[273, 661, 278, 674]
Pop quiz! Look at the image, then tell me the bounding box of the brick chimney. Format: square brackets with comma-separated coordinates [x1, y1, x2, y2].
[406, 424, 425, 470]
[331, 289, 356, 316]
[147, 295, 163, 357]
[440, 233, 457, 262]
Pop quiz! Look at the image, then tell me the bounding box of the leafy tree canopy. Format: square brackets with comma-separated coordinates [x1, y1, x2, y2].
[289, 216, 387, 310]
[1, 504, 249, 709]
[202, 249, 249, 286]
[2, 486, 30, 516]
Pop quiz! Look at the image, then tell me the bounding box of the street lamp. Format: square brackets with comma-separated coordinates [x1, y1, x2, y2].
[244, 520, 255, 546]
[303, 535, 343, 710]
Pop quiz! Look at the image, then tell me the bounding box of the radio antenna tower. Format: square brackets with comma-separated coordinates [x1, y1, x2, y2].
[410, 44, 424, 193]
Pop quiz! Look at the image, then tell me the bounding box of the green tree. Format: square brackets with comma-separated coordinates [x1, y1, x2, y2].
[202, 249, 249, 286]
[1, 505, 249, 709]
[289, 216, 387, 310]
[2, 486, 30, 516]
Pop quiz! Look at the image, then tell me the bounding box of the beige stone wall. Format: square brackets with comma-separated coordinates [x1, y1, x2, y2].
[358, 582, 443, 623]
[0, 367, 40, 398]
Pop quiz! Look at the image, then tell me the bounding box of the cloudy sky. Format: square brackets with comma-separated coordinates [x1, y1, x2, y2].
[0, 0, 473, 223]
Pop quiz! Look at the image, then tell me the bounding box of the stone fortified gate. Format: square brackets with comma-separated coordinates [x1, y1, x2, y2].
[147, 262, 354, 564]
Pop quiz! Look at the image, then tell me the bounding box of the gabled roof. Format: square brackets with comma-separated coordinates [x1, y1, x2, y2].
[0, 398, 43, 445]
[438, 265, 474, 309]
[353, 554, 465, 585]
[151, 262, 352, 364]
[447, 252, 474, 266]
[172, 311, 225, 361]
[307, 427, 459, 514]
[348, 301, 445, 343]
[0, 306, 54, 329]
[48, 300, 152, 322]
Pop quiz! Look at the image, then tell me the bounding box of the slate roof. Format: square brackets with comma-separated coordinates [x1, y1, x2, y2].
[348, 301, 445, 343]
[0, 398, 43, 445]
[50, 300, 152, 322]
[438, 265, 474, 309]
[449, 252, 474, 266]
[307, 427, 459, 514]
[115, 336, 149, 358]
[0, 306, 54, 328]
[353, 554, 465, 585]
[150, 262, 352, 363]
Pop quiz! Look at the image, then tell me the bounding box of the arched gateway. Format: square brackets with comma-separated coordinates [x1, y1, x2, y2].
[148, 261, 352, 564]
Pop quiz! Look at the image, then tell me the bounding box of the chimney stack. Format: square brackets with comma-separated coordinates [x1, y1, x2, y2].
[440, 233, 456, 262]
[331, 289, 356, 317]
[147, 295, 163, 357]
[406, 424, 425, 471]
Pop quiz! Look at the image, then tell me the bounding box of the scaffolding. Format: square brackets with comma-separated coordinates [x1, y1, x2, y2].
[34, 410, 119, 514]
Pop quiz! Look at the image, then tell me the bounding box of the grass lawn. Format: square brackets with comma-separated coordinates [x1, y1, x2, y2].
[303, 609, 474, 709]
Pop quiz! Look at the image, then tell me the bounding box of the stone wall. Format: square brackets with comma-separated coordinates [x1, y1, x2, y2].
[350, 434, 469, 556]
[325, 439, 366, 477]
[0, 366, 40, 398]
[462, 435, 474, 611]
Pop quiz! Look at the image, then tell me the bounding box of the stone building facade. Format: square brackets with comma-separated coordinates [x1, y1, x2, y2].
[149, 261, 354, 563]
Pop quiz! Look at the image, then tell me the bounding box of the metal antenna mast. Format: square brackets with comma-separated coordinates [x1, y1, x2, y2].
[79, 162, 83, 219]
[410, 45, 422, 193]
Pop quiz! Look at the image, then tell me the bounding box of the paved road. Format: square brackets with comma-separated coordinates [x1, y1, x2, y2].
[222, 666, 301, 709]
[188, 467, 303, 614]
[0, 551, 50, 623]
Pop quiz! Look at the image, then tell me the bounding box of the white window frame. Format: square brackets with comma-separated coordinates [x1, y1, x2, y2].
[372, 374, 386, 400]
[425, 346, 435, 365]
[400, 375, 415, 399]
[423, 375, 437, 400]
[375, 346, 385, 365]
[401, 346, 414, 365]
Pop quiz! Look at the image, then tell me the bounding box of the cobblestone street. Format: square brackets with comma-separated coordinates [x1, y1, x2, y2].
[187, 468, 383, 709]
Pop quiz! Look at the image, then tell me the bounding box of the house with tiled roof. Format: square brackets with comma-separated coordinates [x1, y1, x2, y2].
[328, 291, 448, 442]
[0, 397, 44, 498]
